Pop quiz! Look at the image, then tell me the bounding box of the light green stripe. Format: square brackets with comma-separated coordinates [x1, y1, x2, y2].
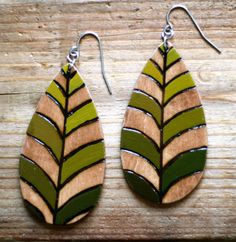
[164, 73, 195, 104]
[166, 47, 181, 67]
[61, 142, 105, 184]
[20, 156, 57, 209]
[142, 60, 163, 85]
[121, 129, 160, 169]
[62, 64, 69, 74]
[27, 113, 62, 160]
[46, 81, 66, 109]
[163, 107, 205, 144]
[69, 72, 84, 95]
[129, 92, 161, 126]
[66, 102, 98, 134]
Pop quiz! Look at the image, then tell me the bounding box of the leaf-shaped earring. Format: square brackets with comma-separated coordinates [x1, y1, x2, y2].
[121, 5, 221, 204]
[19, 31, 112, 225]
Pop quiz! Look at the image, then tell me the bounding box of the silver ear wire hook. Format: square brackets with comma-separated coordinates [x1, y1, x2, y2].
[162, 4, 221, 53]
[67, 31, 112, 95]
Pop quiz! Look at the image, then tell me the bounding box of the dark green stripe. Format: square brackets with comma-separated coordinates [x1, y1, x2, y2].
[69, 71, 84, 95]
[55, 185, 102, 225]
[129, 92, 161, 126]
[20, 156, 56, 209]
[66, 102, 98, 135]
[27, 113, 62, 161]
[121, 129, 160, 169]
[61, 142, 105, 184]
[164, 73, 195, 104]
[142, 60, 163, 86]
[162, 148, 207, 194]
[46, 81, 65, 109]
[163, 107, 205, 144]
[24, 199, 46, 223]
[124, 170, 160, 203]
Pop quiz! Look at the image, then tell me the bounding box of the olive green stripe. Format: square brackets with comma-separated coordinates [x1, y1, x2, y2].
[20, 156, 57, 209]
[162, 148, 207, 194]
[129, 92, 161, 126]
[46, 81, 66, 109]
[121, 129, 160, 169]
[27, 113, 62, 161]
[142, 60, 163, 86]
[66, 102, 98, 135]
[164, 73, 195, 104]
[55, 185, 102, 225]
[166, 47, 181, 67]
[61, 141, 105, 184]
[68, 71, 84, 95]
[163, 107, 205, 144]
[124, 170, 160, 203]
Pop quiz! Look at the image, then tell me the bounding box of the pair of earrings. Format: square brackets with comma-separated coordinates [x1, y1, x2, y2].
[19, 5, 221, 225]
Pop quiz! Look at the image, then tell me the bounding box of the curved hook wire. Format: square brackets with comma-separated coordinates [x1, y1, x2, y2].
[162, 4, 221, 53]
[67, 31, 112, 95]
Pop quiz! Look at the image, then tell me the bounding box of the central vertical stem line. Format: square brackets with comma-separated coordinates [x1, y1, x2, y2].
[53, 67, 70, 224]
[159, 47, 167, 204]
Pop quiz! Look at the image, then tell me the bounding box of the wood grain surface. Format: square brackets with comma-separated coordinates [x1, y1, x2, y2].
[0, 0, 236, 240]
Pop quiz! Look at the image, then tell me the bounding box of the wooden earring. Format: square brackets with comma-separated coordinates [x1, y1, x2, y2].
[19, 32, 112, 225]
[120, 5, 221, 204]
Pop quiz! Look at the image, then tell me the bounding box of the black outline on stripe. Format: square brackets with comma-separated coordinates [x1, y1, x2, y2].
[53, 80, 66, 97]
[64, 139, 104, 162]
[163, 146, 208, 172]
[162, 170, 203, 196]
[35, 112, 63, 139]
[150, 58, 163, 74]
[128, 106, 161, 130]
[68, 83, 86, 97]
[20, 177, 55, 214]
[164, 86, 196, 107]
[165, 70, 189, 88]
[133, 88, 162, 108]
[163, 124, 206, 148]
[140, 73, 163, 91]
[23, 199, 46, 223]
[163, 105, 203, 127]
[20, 154, 57, 189]
[123, 169, 160, 198]
[141, 72, 163, 89]
[46, 92, 66, 116]
[67, 99, 93, 117]
[26, 133, 60, 165]
[165, 57, 182, 71]
[57, 185, 102, 213]
[60, 159, 105, 189]
[121, 149, 160, 176]
[123, 127, 160, 151]
[65, 117, 99, 138]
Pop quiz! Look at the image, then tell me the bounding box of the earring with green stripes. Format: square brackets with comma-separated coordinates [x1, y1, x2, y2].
[19, 31, 112, 225]
[120, 4, 221, 204]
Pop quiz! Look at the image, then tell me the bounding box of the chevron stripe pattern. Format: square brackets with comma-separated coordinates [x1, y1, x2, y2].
[121, 43, 207, 204]
[19, 64, 105, 224]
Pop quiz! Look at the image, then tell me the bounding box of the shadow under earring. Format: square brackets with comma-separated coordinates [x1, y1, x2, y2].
[121, 5, 221, 204]
[19, 31, 112, 225]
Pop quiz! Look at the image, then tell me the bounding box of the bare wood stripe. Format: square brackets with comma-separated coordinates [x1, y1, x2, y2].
[22, 135, 59, 185]
[64, 120, 103, 157]
[151, 48, 164, 71]
[166, 60, 188, 83]
[164, 88, 202, 122]
[68, 86, 91, 113]
[66, 211, 89, 224]
[162, 172, 203, 204]
[58, 163, 105, 207]
[124, 108, 160, 147]
[36, 94, 64, 133]
[20, 180, 53, 224]
[163, 127, 208, 167]
[121, 150, 159, 190]
[134, 74, 162, 105]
